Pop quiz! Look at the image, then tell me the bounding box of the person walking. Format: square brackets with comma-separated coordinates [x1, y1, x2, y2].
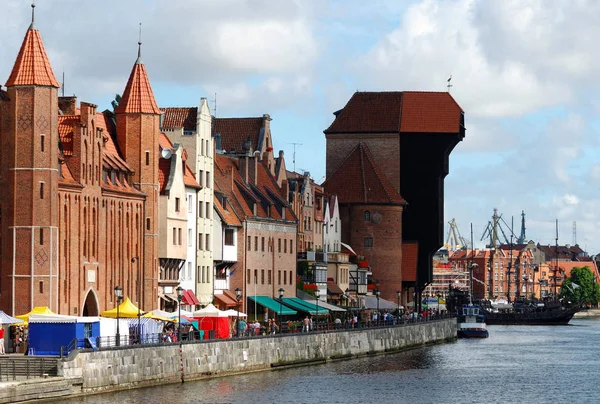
[0, 326, 5, 354]
[302, 316, 310, 333]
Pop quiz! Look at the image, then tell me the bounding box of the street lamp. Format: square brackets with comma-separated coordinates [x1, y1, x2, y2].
[114, 285, 123, 347]
[315, 288, 320, 332]
[436, 292, 441, 316]
[235, 287, 242, 338]
[177, 286, 184, 342]
[375, 289, 380, 326]
[278, 288, 285, 333]
[344, 288, 350, 324]
[396, 290, 401, 322]
[132, 256, 141, 343]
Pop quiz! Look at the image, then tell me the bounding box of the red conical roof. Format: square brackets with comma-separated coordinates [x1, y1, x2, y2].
[6, 27, 59, 87]
[116, 58, 160, 115]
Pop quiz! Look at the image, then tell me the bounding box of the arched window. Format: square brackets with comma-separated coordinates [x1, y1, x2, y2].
[364, 210, 371, 221]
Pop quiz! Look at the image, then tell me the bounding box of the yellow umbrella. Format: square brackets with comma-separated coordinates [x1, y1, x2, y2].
[15, 306, 55, 326]
[142, 311, 175, 322]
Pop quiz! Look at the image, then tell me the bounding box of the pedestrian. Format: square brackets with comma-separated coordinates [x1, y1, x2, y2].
[303, 316, 310, 333]
[0, 326, 4, 354]
[270, 319, 277, 335]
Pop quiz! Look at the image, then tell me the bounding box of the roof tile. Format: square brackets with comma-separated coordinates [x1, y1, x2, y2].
[214, 118, 263, 153]
[6, 28, 59, 87]
[116, 61, 160, 115]
[160, 107, 197, 131]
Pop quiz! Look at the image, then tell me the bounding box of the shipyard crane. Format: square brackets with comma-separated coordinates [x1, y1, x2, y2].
[480, 208, 521, 249]
[445, 218, 470, 250]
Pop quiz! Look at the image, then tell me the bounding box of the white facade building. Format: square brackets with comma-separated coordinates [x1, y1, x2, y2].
[323, 195, 341, 253]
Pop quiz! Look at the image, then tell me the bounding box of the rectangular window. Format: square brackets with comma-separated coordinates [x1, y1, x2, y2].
[284, 271, 287, 285]
[206, 172, 211, 189]
[39, 182, 44, 199]
[278, 270, 281, 285]
[188, 196, 193, 213]
[40, 228, 44, 245]
[39, 281, 43, 294]
[289, 271, 293, 286]
[206, 202, 210, 219]
[199, 170, 204, 187]
[261, 269, 265, 284]
[290, 239, 293, 254]
[173, 228, 177, 245]
[178, 228, 182, 245]
[41, 135, 45, 152]
[225, 229, 234, 246]
[146, 151, 150, 166]
[198, 233, 203, 250]
[261, 237, 265, 252]
[247, 236, 251, 250]
[175, 197, 180, 212]
[197, 266, 201, 281]
[364, 237, 373, 248]
[254, 269, 258, 284]
[268, 270, 272, 285]
[254, 236, 258, 251]
[247, 269, 251, 284]
[146, 218, 150, 231]
[205, 234, 210, 251]
[278, 238, 281, 253]
[188, 229, 192, 246]
[284, 240, 287, 253]
[187, 262, 192, 280]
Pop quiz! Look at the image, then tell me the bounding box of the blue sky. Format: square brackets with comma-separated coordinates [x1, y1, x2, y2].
[2, 0, 600, 253]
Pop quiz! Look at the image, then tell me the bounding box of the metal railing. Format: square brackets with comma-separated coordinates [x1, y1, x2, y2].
[0, 357, 58, 380]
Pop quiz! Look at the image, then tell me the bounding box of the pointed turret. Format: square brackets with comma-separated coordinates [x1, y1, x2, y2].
[5, 3, 59, 88]
[115, 38, 160, 114]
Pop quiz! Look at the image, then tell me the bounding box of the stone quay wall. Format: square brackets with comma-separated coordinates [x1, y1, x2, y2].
[58, 319, 456, 394]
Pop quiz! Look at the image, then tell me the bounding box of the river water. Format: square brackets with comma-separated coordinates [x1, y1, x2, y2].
[69, 317, 600, 404]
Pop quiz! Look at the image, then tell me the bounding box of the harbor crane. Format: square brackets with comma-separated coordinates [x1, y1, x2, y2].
[480, 208, 521, 249]
[445, 218, 470, 250]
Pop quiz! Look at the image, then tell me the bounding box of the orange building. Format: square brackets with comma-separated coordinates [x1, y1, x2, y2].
[0, 12, 160, 316]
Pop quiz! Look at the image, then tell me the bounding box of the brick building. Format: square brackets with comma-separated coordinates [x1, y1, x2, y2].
[323, 91, 465, 303]
[0, 14, 160, 315]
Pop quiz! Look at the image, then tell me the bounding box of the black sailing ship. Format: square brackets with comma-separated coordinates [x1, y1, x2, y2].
[446, 287, 582, 325]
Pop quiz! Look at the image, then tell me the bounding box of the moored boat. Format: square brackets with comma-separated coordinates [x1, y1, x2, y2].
[479, 299, 581, 325]
[457, 304, 489, 338]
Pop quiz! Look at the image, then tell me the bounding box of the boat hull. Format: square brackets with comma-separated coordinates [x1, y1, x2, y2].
[481, 304, 581, 326]
[457, 329, 489, 338]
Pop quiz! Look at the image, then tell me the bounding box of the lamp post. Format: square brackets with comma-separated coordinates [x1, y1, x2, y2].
[436, 292, 441, 316]
[132, 256, 140, 343]
[396, 290, 401, 323]
[315, 288, 320, 332]
[114, 286, 123, 347]
[344, 288, 350, 324]
[375, 289, 380, 326]
[235, 287, 242, 338]
[176, 286, 184, 383]
[278, 288, 284, 333]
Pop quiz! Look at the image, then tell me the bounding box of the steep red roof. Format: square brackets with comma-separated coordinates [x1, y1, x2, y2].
[184, 164, 201, 189]
[160, 107, 197, 131]
[322, 142, 406, 205]
[158, 158, 170, 194]
[214, 118, 263, 153]
[324, 91, 462, 134]
[116, 59, 160, 115]
[6, 27, 59, 87]
[213, 195, 242, 227]
[402, 242, 419, 282]
[58, 115, 78, 156]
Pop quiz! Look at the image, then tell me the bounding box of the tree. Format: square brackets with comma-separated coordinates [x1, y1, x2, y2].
[559, 266, 600, 305]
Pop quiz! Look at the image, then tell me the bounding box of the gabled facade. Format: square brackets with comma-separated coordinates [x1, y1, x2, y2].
[161, 99, 214, 305]
[0, 11, 160, 316]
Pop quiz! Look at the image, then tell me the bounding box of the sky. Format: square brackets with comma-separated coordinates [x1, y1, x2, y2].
[1, 0, 600, 253]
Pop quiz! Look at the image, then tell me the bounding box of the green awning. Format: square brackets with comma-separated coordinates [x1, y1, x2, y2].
[281, 297, 329, 316]
[248, 295, 297, 316]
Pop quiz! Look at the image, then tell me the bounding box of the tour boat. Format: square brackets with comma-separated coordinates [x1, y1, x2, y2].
[457, 304, 489, 338]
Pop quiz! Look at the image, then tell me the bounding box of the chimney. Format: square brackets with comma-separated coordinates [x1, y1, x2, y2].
[215, 133, 222, 152]
[58, 96, 77, 115]
[240, 156, 250, 184]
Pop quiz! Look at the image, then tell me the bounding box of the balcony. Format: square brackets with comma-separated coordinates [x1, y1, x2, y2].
[297, 251, 327, 263]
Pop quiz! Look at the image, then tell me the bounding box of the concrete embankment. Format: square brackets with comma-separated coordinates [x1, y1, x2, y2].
[574, 309, 600, 318]
[5, 319, 456, 402]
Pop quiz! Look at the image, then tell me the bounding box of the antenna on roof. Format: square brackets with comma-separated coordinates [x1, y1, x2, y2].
[62, 70, 65, 97]
[447, 75, 452, 92]
[288, 142, 302, 172]
[136, 23, 143, 64]
[213, 92, 217, 117]
[29, 1, 36, 30]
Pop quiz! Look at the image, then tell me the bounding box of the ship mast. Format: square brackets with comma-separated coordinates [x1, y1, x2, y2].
[507, 217, 514, 304]
[469, 223, 474, 305]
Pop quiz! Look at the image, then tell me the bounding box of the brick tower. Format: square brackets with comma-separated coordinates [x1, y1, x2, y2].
[115, 41, 161, 310]
[0, 9, 60, 315]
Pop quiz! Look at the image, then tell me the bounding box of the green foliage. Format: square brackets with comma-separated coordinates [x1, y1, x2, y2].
[560, 266, 600, 304]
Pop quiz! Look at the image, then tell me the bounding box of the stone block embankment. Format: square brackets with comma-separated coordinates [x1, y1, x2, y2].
[58, 319, 455, 394]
